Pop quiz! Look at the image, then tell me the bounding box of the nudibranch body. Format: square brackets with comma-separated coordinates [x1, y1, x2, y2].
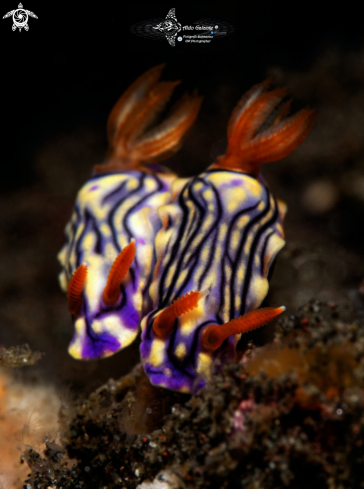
[141, 80, 316, 393]
[58, 65, 202, 360]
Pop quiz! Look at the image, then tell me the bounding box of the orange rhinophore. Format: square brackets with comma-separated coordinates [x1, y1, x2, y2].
[103, 242, 136, 306]
[94, 64, 203, 172]
[67, 263, 88, 316]
[215, 79, 317, 177]
[153, 290, 204, 339]
[201, 306, 286, 352]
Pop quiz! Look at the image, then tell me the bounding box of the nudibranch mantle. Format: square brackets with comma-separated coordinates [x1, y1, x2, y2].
[58, 167, 176, 359]
[140, 77, 316, 393]
[141, 168, 286, 392]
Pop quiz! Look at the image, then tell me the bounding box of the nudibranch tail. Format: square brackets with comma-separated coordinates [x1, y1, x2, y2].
[103, 242, 136, 306]
[67, 263, 88, 316]
[201, 306, 286, 352]
[95, 65, 202, 172]
[153, 290, 204, 339]
[216, 79, 317, 177]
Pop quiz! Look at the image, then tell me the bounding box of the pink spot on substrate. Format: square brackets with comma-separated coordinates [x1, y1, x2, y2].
[232, 399, 256, 433]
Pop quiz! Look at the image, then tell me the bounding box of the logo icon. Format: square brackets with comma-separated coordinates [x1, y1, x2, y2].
[130, 8, 234, 48]
[152, 8, 181, 47]
[3, 3, 38, 31]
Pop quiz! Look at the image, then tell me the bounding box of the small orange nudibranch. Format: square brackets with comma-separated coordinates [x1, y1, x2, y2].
[140, 79, 316, 393]
[57, 65, 202, 360]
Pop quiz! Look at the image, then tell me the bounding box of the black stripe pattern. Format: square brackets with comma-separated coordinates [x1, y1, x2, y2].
[58, 168, 176, 359]
[140, 169, 285, 392]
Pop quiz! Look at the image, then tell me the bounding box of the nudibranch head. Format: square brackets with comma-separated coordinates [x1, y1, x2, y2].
[58, 169, 176, 359]
[66, 244, 138, 360]
[140, 79, 316, 392]
[142, 299, 285, 393]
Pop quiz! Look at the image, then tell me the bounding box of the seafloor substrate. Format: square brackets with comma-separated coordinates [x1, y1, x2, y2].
[25, 300, 364, 489]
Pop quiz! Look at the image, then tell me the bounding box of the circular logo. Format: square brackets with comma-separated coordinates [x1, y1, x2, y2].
[177, 36, 182, 42]
[13, 8, 28, 28]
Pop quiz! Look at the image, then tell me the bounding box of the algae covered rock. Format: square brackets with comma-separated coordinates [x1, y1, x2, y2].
[25, 301, 364, 489]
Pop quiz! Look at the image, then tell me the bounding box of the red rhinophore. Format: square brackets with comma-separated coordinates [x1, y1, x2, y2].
[67, 263, 88, 316]
[201, 306, 286, 352]
[153, 290, 204, 339]
[103, 242, 136, 305]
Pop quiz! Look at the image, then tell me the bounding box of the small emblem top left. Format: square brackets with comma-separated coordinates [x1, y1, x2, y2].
[3, 3, 38, 31]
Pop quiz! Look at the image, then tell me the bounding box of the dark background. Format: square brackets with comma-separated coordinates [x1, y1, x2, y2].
[3, 2, 364, 190]
[1, 2, 364, 392]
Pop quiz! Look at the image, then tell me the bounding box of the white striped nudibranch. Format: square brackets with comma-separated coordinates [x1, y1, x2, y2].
[58, 65, 202, 360]
[141, 79, 316, 393]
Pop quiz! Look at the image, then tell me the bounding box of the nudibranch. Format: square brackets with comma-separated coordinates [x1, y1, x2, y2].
[141, 79, 316, 392]
[58, 65, 202, 360]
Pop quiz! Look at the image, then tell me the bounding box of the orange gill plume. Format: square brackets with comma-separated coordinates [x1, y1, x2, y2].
[201, 306, 286, 352]
[103, 242, 136, 306]
[215, 79, 317, 177]
[153, 291, 204, 339]
[67, 263, 88, 316]
[94, 64, 203, 172]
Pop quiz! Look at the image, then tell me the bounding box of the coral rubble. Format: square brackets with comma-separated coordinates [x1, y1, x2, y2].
[0, 344, 42, 369]
[0, 369, 60, 489]
[25, 301, 364, 488]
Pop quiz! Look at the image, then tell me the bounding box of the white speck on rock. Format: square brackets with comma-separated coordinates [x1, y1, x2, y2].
[137, 470, 185, 489]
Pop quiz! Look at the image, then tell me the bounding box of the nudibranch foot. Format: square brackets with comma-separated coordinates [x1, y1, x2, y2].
[213, 79, 317, 177]
[68, 324, 129, 360]
[94, 64, 202, 173]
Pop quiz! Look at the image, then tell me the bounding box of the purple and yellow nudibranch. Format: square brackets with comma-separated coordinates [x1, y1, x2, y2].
[141, 79, 316, 393]
[58, 65, 202, 360]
